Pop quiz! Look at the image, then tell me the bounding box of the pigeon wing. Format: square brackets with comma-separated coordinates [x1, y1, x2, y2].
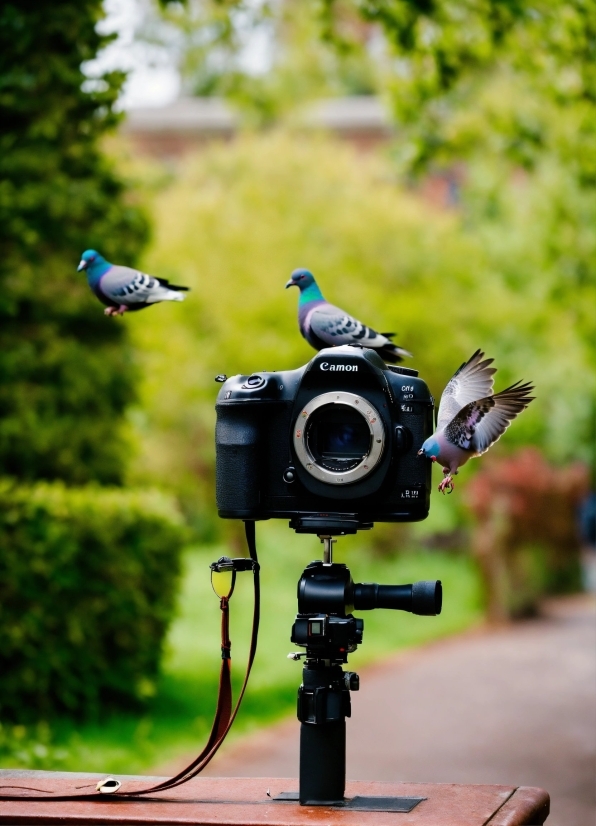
[100, 266, 179, 306]
[309, 303, 394, 350]
[444, 381, 535, 454]
[437, 350, 497, 431]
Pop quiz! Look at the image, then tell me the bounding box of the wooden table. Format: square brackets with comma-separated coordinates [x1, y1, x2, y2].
[0, 771, 549, 825]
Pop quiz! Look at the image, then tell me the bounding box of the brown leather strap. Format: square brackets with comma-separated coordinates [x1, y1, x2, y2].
[0, 521, 260, 802]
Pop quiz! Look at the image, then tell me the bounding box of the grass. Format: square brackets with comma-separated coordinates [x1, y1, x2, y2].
[0, 522, 483, 775]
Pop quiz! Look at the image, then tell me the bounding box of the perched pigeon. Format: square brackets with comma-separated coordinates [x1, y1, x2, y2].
[418, 350, 535, 493]
[286, 268, 411, 363]
[77, 250, 189, 316]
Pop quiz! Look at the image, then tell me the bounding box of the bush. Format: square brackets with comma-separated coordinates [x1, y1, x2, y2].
[0, 479, 186, 721]
[466, 449, 588, 620]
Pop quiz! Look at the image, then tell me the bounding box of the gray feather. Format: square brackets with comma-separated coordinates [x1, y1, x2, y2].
[101, 265, 184, 306]
[445, 381, 535, 454]
[437, 349, 497, 431]
[310, 305, 387, 346]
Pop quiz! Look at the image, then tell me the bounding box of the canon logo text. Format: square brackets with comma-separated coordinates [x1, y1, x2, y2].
[319, 362, 359, 372]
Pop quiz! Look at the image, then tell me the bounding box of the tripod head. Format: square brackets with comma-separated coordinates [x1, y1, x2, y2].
[290, 538, 442, 666]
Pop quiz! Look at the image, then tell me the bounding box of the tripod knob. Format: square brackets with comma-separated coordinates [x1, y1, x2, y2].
[353, 579, 442, 615]
[343, 671, 360, 691]
[412, 580, 443, 615]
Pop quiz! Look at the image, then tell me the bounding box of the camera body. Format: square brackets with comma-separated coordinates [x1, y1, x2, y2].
[215, 345, 434, 527]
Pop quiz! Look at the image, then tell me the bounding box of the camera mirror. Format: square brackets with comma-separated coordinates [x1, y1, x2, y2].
[309, 407, 370, 470]
[293, 392, 385, 485]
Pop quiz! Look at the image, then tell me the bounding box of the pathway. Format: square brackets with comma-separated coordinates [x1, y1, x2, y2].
[167, 596, 596, 826]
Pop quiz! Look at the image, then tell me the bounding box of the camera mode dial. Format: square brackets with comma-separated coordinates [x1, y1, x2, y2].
[242, 374, 266, 390]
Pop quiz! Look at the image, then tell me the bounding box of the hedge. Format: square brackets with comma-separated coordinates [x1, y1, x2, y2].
[1, 1, 149, 487]
[0, 480, 186, 721]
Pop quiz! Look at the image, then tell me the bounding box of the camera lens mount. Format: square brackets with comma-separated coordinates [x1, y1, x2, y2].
[293, 392, 385, 485]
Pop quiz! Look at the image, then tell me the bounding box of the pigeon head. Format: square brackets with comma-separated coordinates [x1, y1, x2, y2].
[77, 249, 110, 276]
[418, 437, 440, 461]
[285, 268, 317, 289]
[285, 268, 324, 304]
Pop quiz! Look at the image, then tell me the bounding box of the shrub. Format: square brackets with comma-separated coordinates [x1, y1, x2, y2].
[466, 449, 588, 620]
[0, 479, 186, 721]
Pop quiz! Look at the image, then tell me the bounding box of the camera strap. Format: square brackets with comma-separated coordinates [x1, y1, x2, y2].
[0, 521, 260, 802]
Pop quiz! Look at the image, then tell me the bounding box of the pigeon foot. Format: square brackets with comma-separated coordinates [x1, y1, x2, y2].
[104, 305, 128, 317]
[438, 475, 455, 494]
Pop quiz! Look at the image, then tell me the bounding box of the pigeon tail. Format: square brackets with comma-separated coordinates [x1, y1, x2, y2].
[378, 342, 413, 363]
[157, 278, 189, 291]
[146, 289, 185, 304]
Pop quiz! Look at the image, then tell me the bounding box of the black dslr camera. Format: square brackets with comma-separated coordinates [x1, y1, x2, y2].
[215, 344, 441, 808]
[215, 345, 434, 529]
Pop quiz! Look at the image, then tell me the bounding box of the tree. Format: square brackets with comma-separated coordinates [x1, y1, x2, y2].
[150, 0, 595, 441]
[122, 129, 591, 537]
[145, 0, 381, 125]
[0, 1, 149, 483]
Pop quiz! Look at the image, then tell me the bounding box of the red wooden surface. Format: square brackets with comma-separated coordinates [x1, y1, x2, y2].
[0, 772, 549, 825]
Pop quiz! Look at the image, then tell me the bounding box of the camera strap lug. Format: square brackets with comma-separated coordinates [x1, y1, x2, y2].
[210, 556, 260, 574]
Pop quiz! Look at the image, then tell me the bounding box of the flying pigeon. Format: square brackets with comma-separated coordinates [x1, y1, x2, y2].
[286, 268, 411, 363]
[418, 350, 535, 493]
[77, 250, 189, 316]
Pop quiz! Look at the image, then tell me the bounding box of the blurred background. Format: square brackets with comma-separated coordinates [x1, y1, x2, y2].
[0, 0, 594, 822]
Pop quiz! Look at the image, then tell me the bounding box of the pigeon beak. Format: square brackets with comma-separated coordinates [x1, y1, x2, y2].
[417, 449, 424, 457]
[285, 279, 296, 289]
[77, 260, 87, 272]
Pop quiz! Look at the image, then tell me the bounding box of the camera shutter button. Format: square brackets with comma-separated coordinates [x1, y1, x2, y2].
[244, 375, 266, 389]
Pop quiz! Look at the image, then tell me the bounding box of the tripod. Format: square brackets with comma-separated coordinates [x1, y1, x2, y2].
[286, 531, 442, 807]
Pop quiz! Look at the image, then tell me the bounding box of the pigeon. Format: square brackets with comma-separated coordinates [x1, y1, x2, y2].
[285, 268, 411, 363]
[418, 350, 535, 494]
[77, 250, 189, 316]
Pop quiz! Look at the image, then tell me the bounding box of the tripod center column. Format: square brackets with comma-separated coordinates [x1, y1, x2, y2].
[298, 664, 350, 804]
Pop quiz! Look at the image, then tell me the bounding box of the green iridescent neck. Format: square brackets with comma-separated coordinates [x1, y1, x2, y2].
[299, 282, 324, 305]
[86, 258, 112, 285]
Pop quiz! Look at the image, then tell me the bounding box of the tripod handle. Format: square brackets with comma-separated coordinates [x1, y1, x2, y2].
[353, 580, 442, 615]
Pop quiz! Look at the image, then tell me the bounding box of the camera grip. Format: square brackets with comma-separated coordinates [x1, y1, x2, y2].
[215, 415, 262, 516]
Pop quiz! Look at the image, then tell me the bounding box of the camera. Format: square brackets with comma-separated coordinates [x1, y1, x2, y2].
[215, 345, 434, 528]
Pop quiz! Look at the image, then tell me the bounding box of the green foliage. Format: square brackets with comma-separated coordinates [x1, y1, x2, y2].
[467, 449, 587, 618]
[0, 1, 149, 483]
[143, 2, 596, 376]
[349, 0, 596, 365]
[122, 132, 592, 533]
[154, 0, 596, 174]
[0, 525, 483, 772]
[352, 1, 595, 105]
[154, 0, 380, 124]
[319, 1, 596, 171]
[0, 479, 186, 721]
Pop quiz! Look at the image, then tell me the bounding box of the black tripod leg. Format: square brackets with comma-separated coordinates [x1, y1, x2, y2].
[299, 720, 345, 804]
